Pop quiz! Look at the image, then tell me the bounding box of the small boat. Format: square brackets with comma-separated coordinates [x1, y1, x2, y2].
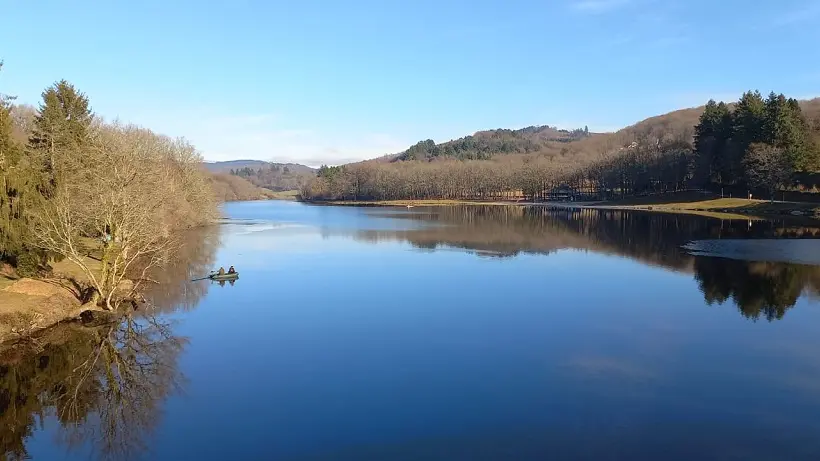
[209, 272, 239, 281]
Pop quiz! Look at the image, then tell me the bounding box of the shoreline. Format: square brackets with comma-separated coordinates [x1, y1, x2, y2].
[302, 198, 820, 222]
[0, 258, 141, 346]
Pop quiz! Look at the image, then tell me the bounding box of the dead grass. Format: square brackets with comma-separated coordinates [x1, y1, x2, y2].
[50, 255, 101, 283]
[601, 195, 820, 220]
[0, 285, 81, 341]
[0, 253, 105, 344]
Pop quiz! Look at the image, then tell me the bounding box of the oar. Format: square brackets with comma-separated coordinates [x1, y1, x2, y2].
[191, 272, 217, 282]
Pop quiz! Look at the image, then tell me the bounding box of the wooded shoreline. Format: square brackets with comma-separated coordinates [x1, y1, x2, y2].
[302, 195, 820, 221]
[1, 65, 219, 345]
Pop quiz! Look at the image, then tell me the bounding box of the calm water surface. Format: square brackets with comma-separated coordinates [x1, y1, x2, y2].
[4, 201, 820, 460]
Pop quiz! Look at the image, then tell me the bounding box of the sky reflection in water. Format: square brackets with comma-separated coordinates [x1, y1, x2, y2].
[6, 201, 820, 461]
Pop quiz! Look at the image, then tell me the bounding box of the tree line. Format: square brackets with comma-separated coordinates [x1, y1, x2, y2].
[397, 125, 592, 161]
[227, 163, 313, 191]
[0, 62, 217, 309]
[694, 91, 819, 196]
[301, 91, 820, 202]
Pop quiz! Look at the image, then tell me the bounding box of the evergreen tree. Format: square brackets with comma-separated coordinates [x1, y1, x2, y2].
[0, 63, 44, 271]
[733, 91, 766, 147]
[694, 100, 733, 184]
[764, 93, 816, 171]
[28, 80, 92, 193]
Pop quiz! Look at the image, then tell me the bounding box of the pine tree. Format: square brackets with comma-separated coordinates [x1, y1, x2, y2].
[694, 100, 733, 184]
[0, 63, 44, 271]
[733, 91, 766, 145]
[28, 80, 92, 193]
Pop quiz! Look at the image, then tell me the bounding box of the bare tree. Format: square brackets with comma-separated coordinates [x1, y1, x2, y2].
[29, 122, 194, 310]
[743, 143, 793, 202]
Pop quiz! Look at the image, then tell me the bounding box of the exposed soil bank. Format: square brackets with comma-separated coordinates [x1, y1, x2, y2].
[0, 277, 122, 345]
[0, 256, 139, 345]
[0, 278, 129, 344]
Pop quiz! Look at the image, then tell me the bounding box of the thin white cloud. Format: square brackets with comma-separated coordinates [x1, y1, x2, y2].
[127, 110, 408, 167]
[571, 0, 633, 14]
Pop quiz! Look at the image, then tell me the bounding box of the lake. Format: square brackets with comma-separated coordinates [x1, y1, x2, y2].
[4, 201, 820, 460]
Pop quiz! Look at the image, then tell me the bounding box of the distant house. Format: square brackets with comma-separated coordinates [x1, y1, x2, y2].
[546, 184, 575, 201]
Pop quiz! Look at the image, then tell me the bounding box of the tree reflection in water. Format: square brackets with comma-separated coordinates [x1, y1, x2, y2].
[694, 258, 820, 321]
[359, 206, 820, 320]
[142, 224, 221, 313]
[0, 225, 219, 460]
[0, 316, 185, 461]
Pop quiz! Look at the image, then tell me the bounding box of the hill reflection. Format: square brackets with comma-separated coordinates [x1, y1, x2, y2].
[356, 206, 820, 320]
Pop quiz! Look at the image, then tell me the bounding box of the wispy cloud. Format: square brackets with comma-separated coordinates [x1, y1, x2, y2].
[571, 0, 634, 14]
[771, 1, 820, 27]
[128, 110, 408, 167]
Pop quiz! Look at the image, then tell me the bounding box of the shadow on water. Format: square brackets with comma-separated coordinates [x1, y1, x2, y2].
[357, 206, 820, 321]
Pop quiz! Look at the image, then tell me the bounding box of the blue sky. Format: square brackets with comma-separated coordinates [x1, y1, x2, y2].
[2, 0, 819, 166]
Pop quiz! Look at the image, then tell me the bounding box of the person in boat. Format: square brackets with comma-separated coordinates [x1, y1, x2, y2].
[228, 266, 236, 274]
[217, 267, 226, 276]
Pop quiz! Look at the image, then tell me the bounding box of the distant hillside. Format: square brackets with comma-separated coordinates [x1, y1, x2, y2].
[387, 98, 820, 166]
[205, 160, 271, 173]
[208, 173, 276, 202]
[206, 160, 316, 191]
[302, 93, 820, 202]
[395, 125, 593, 161]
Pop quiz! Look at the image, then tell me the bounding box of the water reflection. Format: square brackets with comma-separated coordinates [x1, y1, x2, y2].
[356, 206, 820, 321]
[0, 316, 185, 461]
[0, 226, 219, 460]
[142, 225, 222, 313]
[695, 258, 820, 321]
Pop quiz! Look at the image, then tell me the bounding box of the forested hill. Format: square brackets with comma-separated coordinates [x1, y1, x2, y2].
[396, 125, 592, 161]
[302, 93, 820, 202]
[206, 160, 316, 191]
[205, 160, 315, 175]
[393, 98, 820, 166]
[208, 173, 276, 201]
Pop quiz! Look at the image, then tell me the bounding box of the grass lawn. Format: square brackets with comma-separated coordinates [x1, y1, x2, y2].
[603, 194, 820, 217]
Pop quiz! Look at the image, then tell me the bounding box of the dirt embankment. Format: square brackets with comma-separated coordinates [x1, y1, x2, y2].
[0, 278, 89, 343]
[0, 262, 125, 345]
